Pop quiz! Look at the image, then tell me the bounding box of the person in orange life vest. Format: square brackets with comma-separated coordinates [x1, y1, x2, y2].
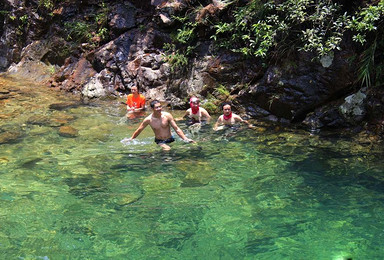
[126, 85, 146, 112]
[183, 96, 211, 124]
[213, 102, 252, 130]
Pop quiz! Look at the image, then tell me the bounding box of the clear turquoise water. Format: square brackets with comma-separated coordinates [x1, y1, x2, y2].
[1, 77, 384, 259]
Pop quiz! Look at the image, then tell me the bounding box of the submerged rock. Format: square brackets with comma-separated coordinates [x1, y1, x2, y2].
[0, 157, 9, 164]
[26, 115, 51, 126]
[0, 131, 23, 144]
[58, 125, 79, 138]
[49, 113, 76, 127]
[49, 102, 80, 110]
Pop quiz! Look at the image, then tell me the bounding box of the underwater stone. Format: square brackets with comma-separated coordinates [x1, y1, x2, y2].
[58, 125, 79, 138]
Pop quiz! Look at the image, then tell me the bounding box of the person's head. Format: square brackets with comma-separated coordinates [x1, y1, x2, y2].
[130, 86, 138, 94]
[189, 96, 199, 108]
[150, 100, 162, 111]
[221, 102, 232, 116]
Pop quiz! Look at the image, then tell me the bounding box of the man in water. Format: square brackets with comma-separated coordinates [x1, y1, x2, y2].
[214, 102, 252, 130]
[126, 85, 146, 112]
[128, 100, 195, 150]
[183, 96, 211, 124]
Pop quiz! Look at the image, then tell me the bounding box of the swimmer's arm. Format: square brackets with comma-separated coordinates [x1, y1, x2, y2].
[213, 116, 223, 131]
[183, 109, 191, 118]
[175, 110, 190, 121]
[235, 115, 254, 128]
[201, 108, 211, 122]
[168, 114, 195, 143]
[129, 118, 150, 140]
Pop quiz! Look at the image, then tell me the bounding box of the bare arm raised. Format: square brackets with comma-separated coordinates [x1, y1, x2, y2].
[233, 114, 254, 127]
[200, 107, 211, 122]
[213, 115, 224, 130]
[168, 113, 195, 143]
[128, 117, 150, 140]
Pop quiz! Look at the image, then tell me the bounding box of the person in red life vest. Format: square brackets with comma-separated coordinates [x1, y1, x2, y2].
[214, 102, 252, 130]
[183, 96, 211, 124]
[126, 85, 146, 112]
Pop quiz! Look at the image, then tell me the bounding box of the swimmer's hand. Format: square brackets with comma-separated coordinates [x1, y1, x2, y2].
[214, 125, 225, 131]
[184, 138, 196, 143]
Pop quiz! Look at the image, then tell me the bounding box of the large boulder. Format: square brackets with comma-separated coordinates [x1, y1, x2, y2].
[239, 51, 355, 124]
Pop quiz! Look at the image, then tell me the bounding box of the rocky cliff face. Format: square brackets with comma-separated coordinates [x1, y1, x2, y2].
[1, 0, 383, 135]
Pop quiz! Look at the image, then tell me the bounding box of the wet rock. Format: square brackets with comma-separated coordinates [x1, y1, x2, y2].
[26, 115, 51, 126]
[58, 125, 78, 138]
[0, 93, 11, 100]
[0, 131, 23, 144]
[0, 88, 11, 100]
[49, 102, 80, 110]
[303, 102, 348, 130]
[50, 113, 76, 126]
[21, 158, 43, 169]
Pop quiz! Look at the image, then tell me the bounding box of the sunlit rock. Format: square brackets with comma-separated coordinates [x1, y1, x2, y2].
[82, 74, 106, 98]
[58, 57, 97, 93]
[58, 125, 79, 138]
[339, 89, 367, 124]
[159, 13, 172, 25]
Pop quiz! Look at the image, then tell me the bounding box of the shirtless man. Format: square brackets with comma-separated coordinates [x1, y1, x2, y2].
[184, 96, 211, 124]
[128, 100, 195, 150]
[214, 102, 252, 130]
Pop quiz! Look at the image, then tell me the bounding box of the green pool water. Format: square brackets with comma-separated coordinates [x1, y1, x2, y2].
[1, 76, 384, 259]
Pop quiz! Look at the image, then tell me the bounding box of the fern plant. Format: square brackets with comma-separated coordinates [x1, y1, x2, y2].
[358, 39, 376, 88]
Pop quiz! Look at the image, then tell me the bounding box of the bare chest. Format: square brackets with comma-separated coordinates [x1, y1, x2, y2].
[223, 117, 235, 125]
[150, 115, 169, 129]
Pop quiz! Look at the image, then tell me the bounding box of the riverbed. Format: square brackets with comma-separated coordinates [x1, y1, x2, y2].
[1, 76, 384, 259]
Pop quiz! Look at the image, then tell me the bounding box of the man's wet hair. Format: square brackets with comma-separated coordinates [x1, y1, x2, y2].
[221, 102, 232, 110]
[150, 100, 160, 108]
